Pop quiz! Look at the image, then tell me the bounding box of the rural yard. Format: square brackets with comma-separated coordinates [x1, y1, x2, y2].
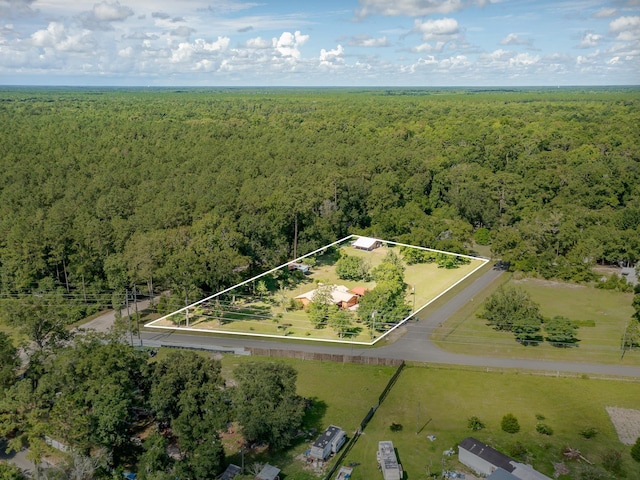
[146, 236, 487, 344]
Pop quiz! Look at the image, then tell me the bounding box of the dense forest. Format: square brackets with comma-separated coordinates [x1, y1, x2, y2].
[0, 87, 639, 316]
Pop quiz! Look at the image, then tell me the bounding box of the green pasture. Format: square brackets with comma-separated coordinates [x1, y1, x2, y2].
[432, 275, 640, 366]
[212, 355, 640, 480]
[152, 242, 486, 344]
[342, 365, 640, 480]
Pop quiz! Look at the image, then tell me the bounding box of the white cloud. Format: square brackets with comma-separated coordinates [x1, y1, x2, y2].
[609, 16, 640, 41]
[273, 31, 309, 59]
[578, 32, 602, 48]
[92, 1, 132, 22]
[412, 41, 445, 52]
[593, 7, 617, 18]
[319, 44, 344, 66]
[169, 37, 230, 63]
[499, 33, 531, 46]
[246, 36, 270, 49]
[413, 17, 459, 41]
[31, 21, 95, 52]
[348, 35, 388, 47]
[356, 0, 464, 17]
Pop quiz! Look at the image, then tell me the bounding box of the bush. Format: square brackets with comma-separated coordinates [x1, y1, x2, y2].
[507, 441, 527, 460]
[390, 423, 403, 432]
[579, 427, 599, 439]
[601, 450, 623, 475]
[631, 436, 640, 463]
[501, 413, 520, 434]
[467, 416, 486, 431]
[536, 423, 553, 436]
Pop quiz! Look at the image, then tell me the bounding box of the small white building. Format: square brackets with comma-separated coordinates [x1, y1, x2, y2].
[310, 425, 346, 460]
[377, 441, 402, 480]
[255, 463, 280, 480]
[352, 236, 382, 251]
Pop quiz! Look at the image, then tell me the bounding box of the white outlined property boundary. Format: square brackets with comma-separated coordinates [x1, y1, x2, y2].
[144, 235, 489, 345]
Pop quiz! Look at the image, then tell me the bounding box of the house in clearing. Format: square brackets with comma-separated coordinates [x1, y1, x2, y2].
[352, 236, 382, 251]
[295, 285, 359, 310]
[309, 425, 346, 460]
[458, 437, 552, 480]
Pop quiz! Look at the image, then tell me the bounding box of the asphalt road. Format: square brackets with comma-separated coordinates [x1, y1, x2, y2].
[134, 268, 640, 378]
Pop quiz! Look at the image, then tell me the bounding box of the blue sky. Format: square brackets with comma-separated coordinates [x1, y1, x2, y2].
[1, 0, 638, 86]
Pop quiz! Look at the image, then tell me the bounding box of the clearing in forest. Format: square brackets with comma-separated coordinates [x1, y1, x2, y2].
[144, 235, 488, 345]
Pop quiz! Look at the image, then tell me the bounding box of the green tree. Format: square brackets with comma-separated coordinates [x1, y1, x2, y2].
[328, 309, 354, 338]
[481, 286, 543, 343]
[631, 436, 640, 463]
[307, 285, 338, 329]
[501, 413, 520, 434]
[137, 431, 173, 480]
[233, 362, 305, 450]
[0, 332, 19, 388]
[335, 254, 369, 281]
[545, 316, 579, 346]
[0, 462, 26, 480]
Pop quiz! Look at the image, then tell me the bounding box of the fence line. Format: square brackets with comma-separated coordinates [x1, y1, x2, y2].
[247, 347, 404, 366]
[324, 361, 405, 480]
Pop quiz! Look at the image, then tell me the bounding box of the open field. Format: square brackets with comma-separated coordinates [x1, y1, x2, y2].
[146, 237, 487, 344]
[431, 275, 640, 366]
[213, 355, 640, 480]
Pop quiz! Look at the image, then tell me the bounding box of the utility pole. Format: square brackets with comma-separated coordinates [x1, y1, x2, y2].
[134, 285, 141, 345]
[126, 289, 133, 347]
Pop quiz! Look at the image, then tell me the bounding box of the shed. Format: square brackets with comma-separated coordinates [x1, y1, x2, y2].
[309, 425, 346, 460]
[352, 236, 382, 251]
[255, 464, 280, 480]
[458, 438, 552, 480]
[219, 464, 241, 480]
[377, 441, 402, 480]
[458, 437, 515, 476]
[334, 466, 353, 480]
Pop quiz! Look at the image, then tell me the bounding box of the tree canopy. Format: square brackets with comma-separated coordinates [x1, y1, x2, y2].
[0, 87, 638, 305]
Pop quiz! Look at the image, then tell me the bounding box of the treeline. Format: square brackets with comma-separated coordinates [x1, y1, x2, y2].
[1, 88, 639, 307]
[0, 329, 306, 479]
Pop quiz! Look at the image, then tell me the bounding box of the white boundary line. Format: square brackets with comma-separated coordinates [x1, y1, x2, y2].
[144, 235, 489, 345]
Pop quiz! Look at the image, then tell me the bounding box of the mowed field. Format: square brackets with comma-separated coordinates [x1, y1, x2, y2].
[151, 243, 486, 343]
[431, 275, 640, 366]
[216, 355, 640, 480]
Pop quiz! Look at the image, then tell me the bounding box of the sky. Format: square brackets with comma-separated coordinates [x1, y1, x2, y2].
[1, 0, 639, 86]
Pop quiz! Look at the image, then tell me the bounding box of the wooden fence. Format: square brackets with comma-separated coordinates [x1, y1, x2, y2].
[246, 347, 403, 366]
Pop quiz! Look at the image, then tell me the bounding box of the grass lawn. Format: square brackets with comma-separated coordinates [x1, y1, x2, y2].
[218, 354, 397, 479]
[431, 275, 640, 366]
[341, 365, 640, 480]
[208, 355, 640, 480]
[148, 239, 487, 344]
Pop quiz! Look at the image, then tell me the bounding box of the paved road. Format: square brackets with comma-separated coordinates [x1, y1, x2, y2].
[134, 268, 640, 378]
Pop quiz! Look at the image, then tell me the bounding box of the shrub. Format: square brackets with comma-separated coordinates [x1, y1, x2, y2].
[536, 423, 553, 436]
[507, 441, 527, 460]
[631, 437, 640, 463]
[467, 416, 486, 431]
[601, 450, 623, 475]
[535, 413, 546, 421]
[390, 423, 403, 432]
[579, 427, 599, 439]
[501, 413, 520, 434]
